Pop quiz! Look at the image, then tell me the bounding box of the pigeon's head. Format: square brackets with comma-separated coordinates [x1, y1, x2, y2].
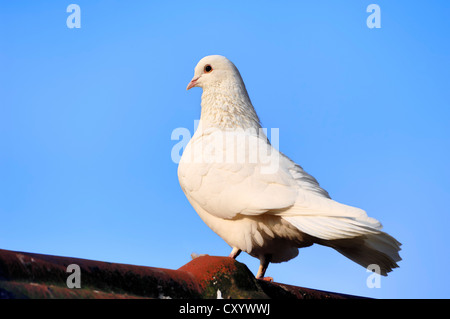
[186, 55, 242, 91]
[186, 55, 260, 128]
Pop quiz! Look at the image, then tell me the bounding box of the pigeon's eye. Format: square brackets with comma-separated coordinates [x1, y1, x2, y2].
[204, 65, 213, 73]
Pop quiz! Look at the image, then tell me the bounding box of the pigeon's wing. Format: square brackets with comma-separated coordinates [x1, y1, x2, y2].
[179, 129, 384, 241]
[281, 154, 331, 199]
[178, 130, 295, 219]
[179, 130, 327, 219]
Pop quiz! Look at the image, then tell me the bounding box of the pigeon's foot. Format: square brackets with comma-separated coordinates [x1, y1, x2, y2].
[229, 247, 242, 259]
[257, 277, 274, 282]
[256, 254, 272, 280]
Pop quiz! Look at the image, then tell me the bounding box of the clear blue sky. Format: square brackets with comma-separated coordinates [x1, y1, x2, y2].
[1, 1, 449, 299]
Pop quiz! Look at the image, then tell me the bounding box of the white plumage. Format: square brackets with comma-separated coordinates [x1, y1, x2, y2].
[179, 55, 401, 279]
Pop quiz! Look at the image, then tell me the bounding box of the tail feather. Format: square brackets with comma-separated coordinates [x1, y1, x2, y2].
[323, 232, 402, 276]
[282, 213, 402, 275]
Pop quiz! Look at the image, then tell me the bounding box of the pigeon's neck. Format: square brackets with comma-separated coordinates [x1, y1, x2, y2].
[200, 82, 261, 130]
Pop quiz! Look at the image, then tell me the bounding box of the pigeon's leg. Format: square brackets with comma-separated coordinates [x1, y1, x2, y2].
[256, 254, 273, 282]
[229, 247, 241, 259]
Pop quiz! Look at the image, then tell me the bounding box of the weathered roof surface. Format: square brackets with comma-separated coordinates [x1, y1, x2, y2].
[0, 248, 364, 299]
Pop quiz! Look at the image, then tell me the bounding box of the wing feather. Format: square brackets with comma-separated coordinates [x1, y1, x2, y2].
[179, 127, 380, 243]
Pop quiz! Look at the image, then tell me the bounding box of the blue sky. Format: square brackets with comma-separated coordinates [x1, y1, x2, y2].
[1, 1, 449, 298]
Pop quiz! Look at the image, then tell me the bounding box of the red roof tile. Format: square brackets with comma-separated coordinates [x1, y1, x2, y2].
[0, 248, 364, 299]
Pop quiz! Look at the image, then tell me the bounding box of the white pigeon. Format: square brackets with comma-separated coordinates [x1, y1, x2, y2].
[179, 55, 401, 280]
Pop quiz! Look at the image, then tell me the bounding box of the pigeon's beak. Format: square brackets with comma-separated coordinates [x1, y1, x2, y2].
[186, 76, 200, 91]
